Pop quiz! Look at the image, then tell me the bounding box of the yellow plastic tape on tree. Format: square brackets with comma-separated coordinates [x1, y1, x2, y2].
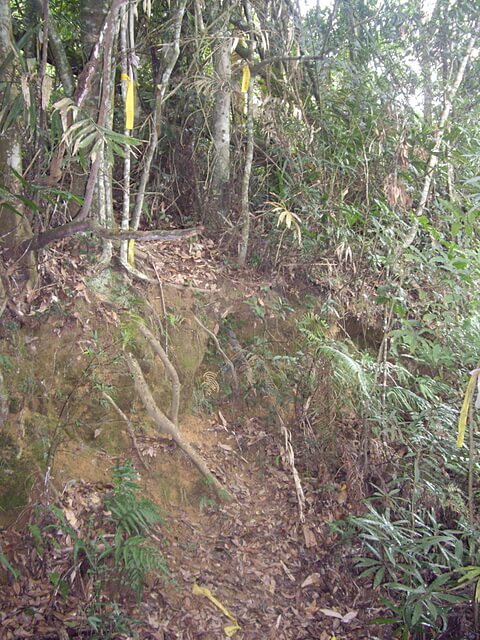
[121, 73, 135, 130]
[192, 583, 240, 637]
[241, 64, 251, 93]
[127, 239, 135, 266]
[457, 373, 477, 448]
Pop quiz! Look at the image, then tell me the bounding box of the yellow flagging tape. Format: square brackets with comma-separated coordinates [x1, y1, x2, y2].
[192, 583, 240, 637]
[457, 372, 478, 448]
[127, 239, 135, 266]
[121, 73, 135, 130]
[241, 64, 251, 93]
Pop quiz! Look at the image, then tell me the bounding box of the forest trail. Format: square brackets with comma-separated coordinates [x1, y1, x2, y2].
[0, 240, 385, 639]
[0, 405, 383, 640]
[134, 412, 380, 639]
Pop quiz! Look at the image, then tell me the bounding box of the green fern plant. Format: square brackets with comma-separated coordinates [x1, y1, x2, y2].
[115, 533, 167, 598]
[106, 460, 162, 535]
[105, 461, 167, 599]
[45, 461, 167, 610]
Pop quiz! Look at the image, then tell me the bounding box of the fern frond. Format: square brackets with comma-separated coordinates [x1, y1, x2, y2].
[106, 494, 162, 536]
[386, 386, 430, 413]
[119, 535, 168, 600]
[317, 343, 372, 398]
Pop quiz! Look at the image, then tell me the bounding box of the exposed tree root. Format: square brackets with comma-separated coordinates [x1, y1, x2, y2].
[137, 324, 180, 426]
[126, 353, 232, 501]
[119, 257, 153, 283]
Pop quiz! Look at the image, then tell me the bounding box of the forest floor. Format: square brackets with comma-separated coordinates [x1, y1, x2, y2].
[136, 412, 388, 640]
[0, 236, 392, 639]
[0, 408, 388, 640]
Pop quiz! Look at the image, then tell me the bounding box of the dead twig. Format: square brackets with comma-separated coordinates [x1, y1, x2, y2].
[151, 260, 169, 355]
[101, 391, 149, 470]
[193, 315, 239, 395]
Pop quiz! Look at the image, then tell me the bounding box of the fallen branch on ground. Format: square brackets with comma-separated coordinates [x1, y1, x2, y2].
[7, 221, 203, 257]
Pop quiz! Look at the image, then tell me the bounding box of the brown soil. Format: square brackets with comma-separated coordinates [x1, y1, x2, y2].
[0, 238, 393, 639]
[0, 406, 390, 640]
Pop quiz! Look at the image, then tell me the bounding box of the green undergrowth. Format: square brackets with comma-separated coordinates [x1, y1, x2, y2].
[1, 460, 168, 639]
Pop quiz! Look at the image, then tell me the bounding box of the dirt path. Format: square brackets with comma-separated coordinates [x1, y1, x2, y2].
[0, 412, 386, 640]
[138, 414, 383, 640]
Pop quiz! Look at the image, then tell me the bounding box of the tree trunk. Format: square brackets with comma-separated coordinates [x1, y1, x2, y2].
[75, 0, 116, 241]
[130, 0, 187, 235]
[0, 0, 36, 281]
[238, 0, 255, 266]
[208, 1, 232, 229]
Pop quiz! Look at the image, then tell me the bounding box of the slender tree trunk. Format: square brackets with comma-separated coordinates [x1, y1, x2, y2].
[238, 0, 255, 266]
[208, 1, 232, 229]
[76, 0, 118, 245]
[0, 0, 36, 281]
[119, 3, 132, 269]
[30, 0, 74, 96]
[398, 28, 477, 254]
[130, 0, 187, 236]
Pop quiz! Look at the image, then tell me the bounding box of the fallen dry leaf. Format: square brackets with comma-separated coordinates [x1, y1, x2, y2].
[301, 573, 321, 588]
[319, 608, 359, 624]
[303, 524, 317, 548]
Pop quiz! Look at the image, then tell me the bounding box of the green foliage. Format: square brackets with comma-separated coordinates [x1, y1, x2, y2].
[32, 461, 168, 638]
[165, 313, 184, 328]
[86, 600, 136, 640]
[105, 461, 167, 599]
[0, 546, 20, 580]
[0, 353, 13, 372]
[106, 461, 163, 537]
[345, 500, 476, 636]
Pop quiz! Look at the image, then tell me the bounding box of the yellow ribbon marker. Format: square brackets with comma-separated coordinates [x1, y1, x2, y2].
[241, 64, 251, 93]
[121, 72, 135, 131]
[457, 371, 479, 448]
[127, 239, 135, 266]
[192, 583, 240, 637]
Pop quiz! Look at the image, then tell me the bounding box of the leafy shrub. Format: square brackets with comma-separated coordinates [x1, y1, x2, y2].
[344, 496, 479, 636]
